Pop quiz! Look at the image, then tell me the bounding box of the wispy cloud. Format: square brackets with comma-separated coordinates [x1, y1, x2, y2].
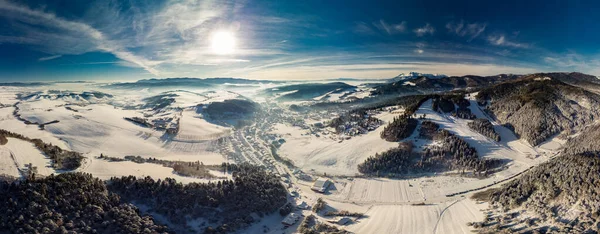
[446, 20, 486, 41]
[487, 35, 529, 48]
[0, 0, 161, 75]
[353, 21, 375, 34]
[38, 55, 62, 61]
[544, 52, 600, 75]
[373, 20, 406, 34]
[241, 61, 539, 80]
[414, 23, 435, 37]
[0, 0, 277, 75]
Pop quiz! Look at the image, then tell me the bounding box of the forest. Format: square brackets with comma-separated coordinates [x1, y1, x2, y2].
[361, 122, 502, 176]
[473, 152, 600, 233]
[108, 163, 287, 233]
[476, 78, 600, 146]
[562, 123, 600, 155]
[0, 173, 170, 233]
[379, 114, 418, 142]
[468, 118, 501, 141]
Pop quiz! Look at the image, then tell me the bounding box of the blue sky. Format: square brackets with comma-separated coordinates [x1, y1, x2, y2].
[0, 0, 599, 81]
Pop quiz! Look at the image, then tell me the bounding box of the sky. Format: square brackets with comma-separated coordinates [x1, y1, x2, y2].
[0, 0, 599, 81]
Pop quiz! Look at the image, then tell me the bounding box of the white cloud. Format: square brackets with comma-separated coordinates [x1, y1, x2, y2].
[544, 52, 600, 75]
[487, 35, 529, 48]
[373, 20, 407, 34]
[38, 55, 62, 61]
[414, 23, 435, 36]
[353, 21, 374, 34]
[241, 62, 539, 80]
[0, 0, 161, 75]
[446, 20, 486, 41]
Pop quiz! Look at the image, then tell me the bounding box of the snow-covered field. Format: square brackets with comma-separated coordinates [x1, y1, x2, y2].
[0, 137, 56, 177]
[4, 137, 56, 176]
[347, 199, 486, 234]
[273, 122, 397, 175]
[0, 84, 238, 181]
[175, 109, 232, 142]
[79, 157, 229, 184]
[0, 145, 20, 177]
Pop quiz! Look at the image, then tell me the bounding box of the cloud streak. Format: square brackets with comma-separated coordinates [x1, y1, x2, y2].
[0, 0, 160, 75]
[414, 23, 435, 36]
[487, 35, 529, 48]
[38, 55, 62, 61]
[446, 20, 487, 41]
[373, 20, 407, 34]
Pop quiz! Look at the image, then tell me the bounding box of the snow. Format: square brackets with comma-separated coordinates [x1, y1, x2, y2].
[347, 199, 485, 234]
[0, 107, 69, 148]
[175, 109, 232, 142]
[79, 157, 227, 184]
[418, 98, 545, 168]
[273, 122, 397, 175]
[15, 101, 225, 164]
[3, 137, 56, 176]
[0, 146, 20, 177]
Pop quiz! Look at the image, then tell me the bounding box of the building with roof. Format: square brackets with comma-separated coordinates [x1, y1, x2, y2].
[311, 177, 331, 193]
[281, 213, 300, 226]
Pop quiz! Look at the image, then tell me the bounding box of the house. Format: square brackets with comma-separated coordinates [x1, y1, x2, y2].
[296, 201, 309, 210]
[281, 213, 300, 226]
[329, 217, 352, 225]
[311, 177, 331, 193]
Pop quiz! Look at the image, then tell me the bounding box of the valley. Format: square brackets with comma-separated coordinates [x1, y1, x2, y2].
[1, 72, 600, 233]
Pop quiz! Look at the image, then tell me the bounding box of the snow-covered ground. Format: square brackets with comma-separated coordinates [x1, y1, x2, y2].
[175, 109, 232, 142]
[267, 94, 562, 234]
[347, 199, 486, 234]
[79, 157, 230, 184]
[273, 122, 397, 175]
[0, 84, 237, 182]
[1, 137, 56, 176]
[15, 100, 225, 164]
[0, 145, 20, 177]
[418, 98, 550, 172]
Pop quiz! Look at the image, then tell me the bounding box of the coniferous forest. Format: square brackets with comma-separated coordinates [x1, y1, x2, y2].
[0, 173, 170, 233]
[0, 164, 287, 234]
[468, 118, 501, 141]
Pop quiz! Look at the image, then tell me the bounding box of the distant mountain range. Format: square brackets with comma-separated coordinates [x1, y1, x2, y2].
[389, 72, 447, 82]
[105, 77, 283, 89]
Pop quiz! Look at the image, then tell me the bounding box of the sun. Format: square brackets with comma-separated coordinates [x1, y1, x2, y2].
[210, 31, 236, 55]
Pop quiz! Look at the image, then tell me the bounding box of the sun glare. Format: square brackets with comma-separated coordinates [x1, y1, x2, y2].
[210, 31, 236, 55]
